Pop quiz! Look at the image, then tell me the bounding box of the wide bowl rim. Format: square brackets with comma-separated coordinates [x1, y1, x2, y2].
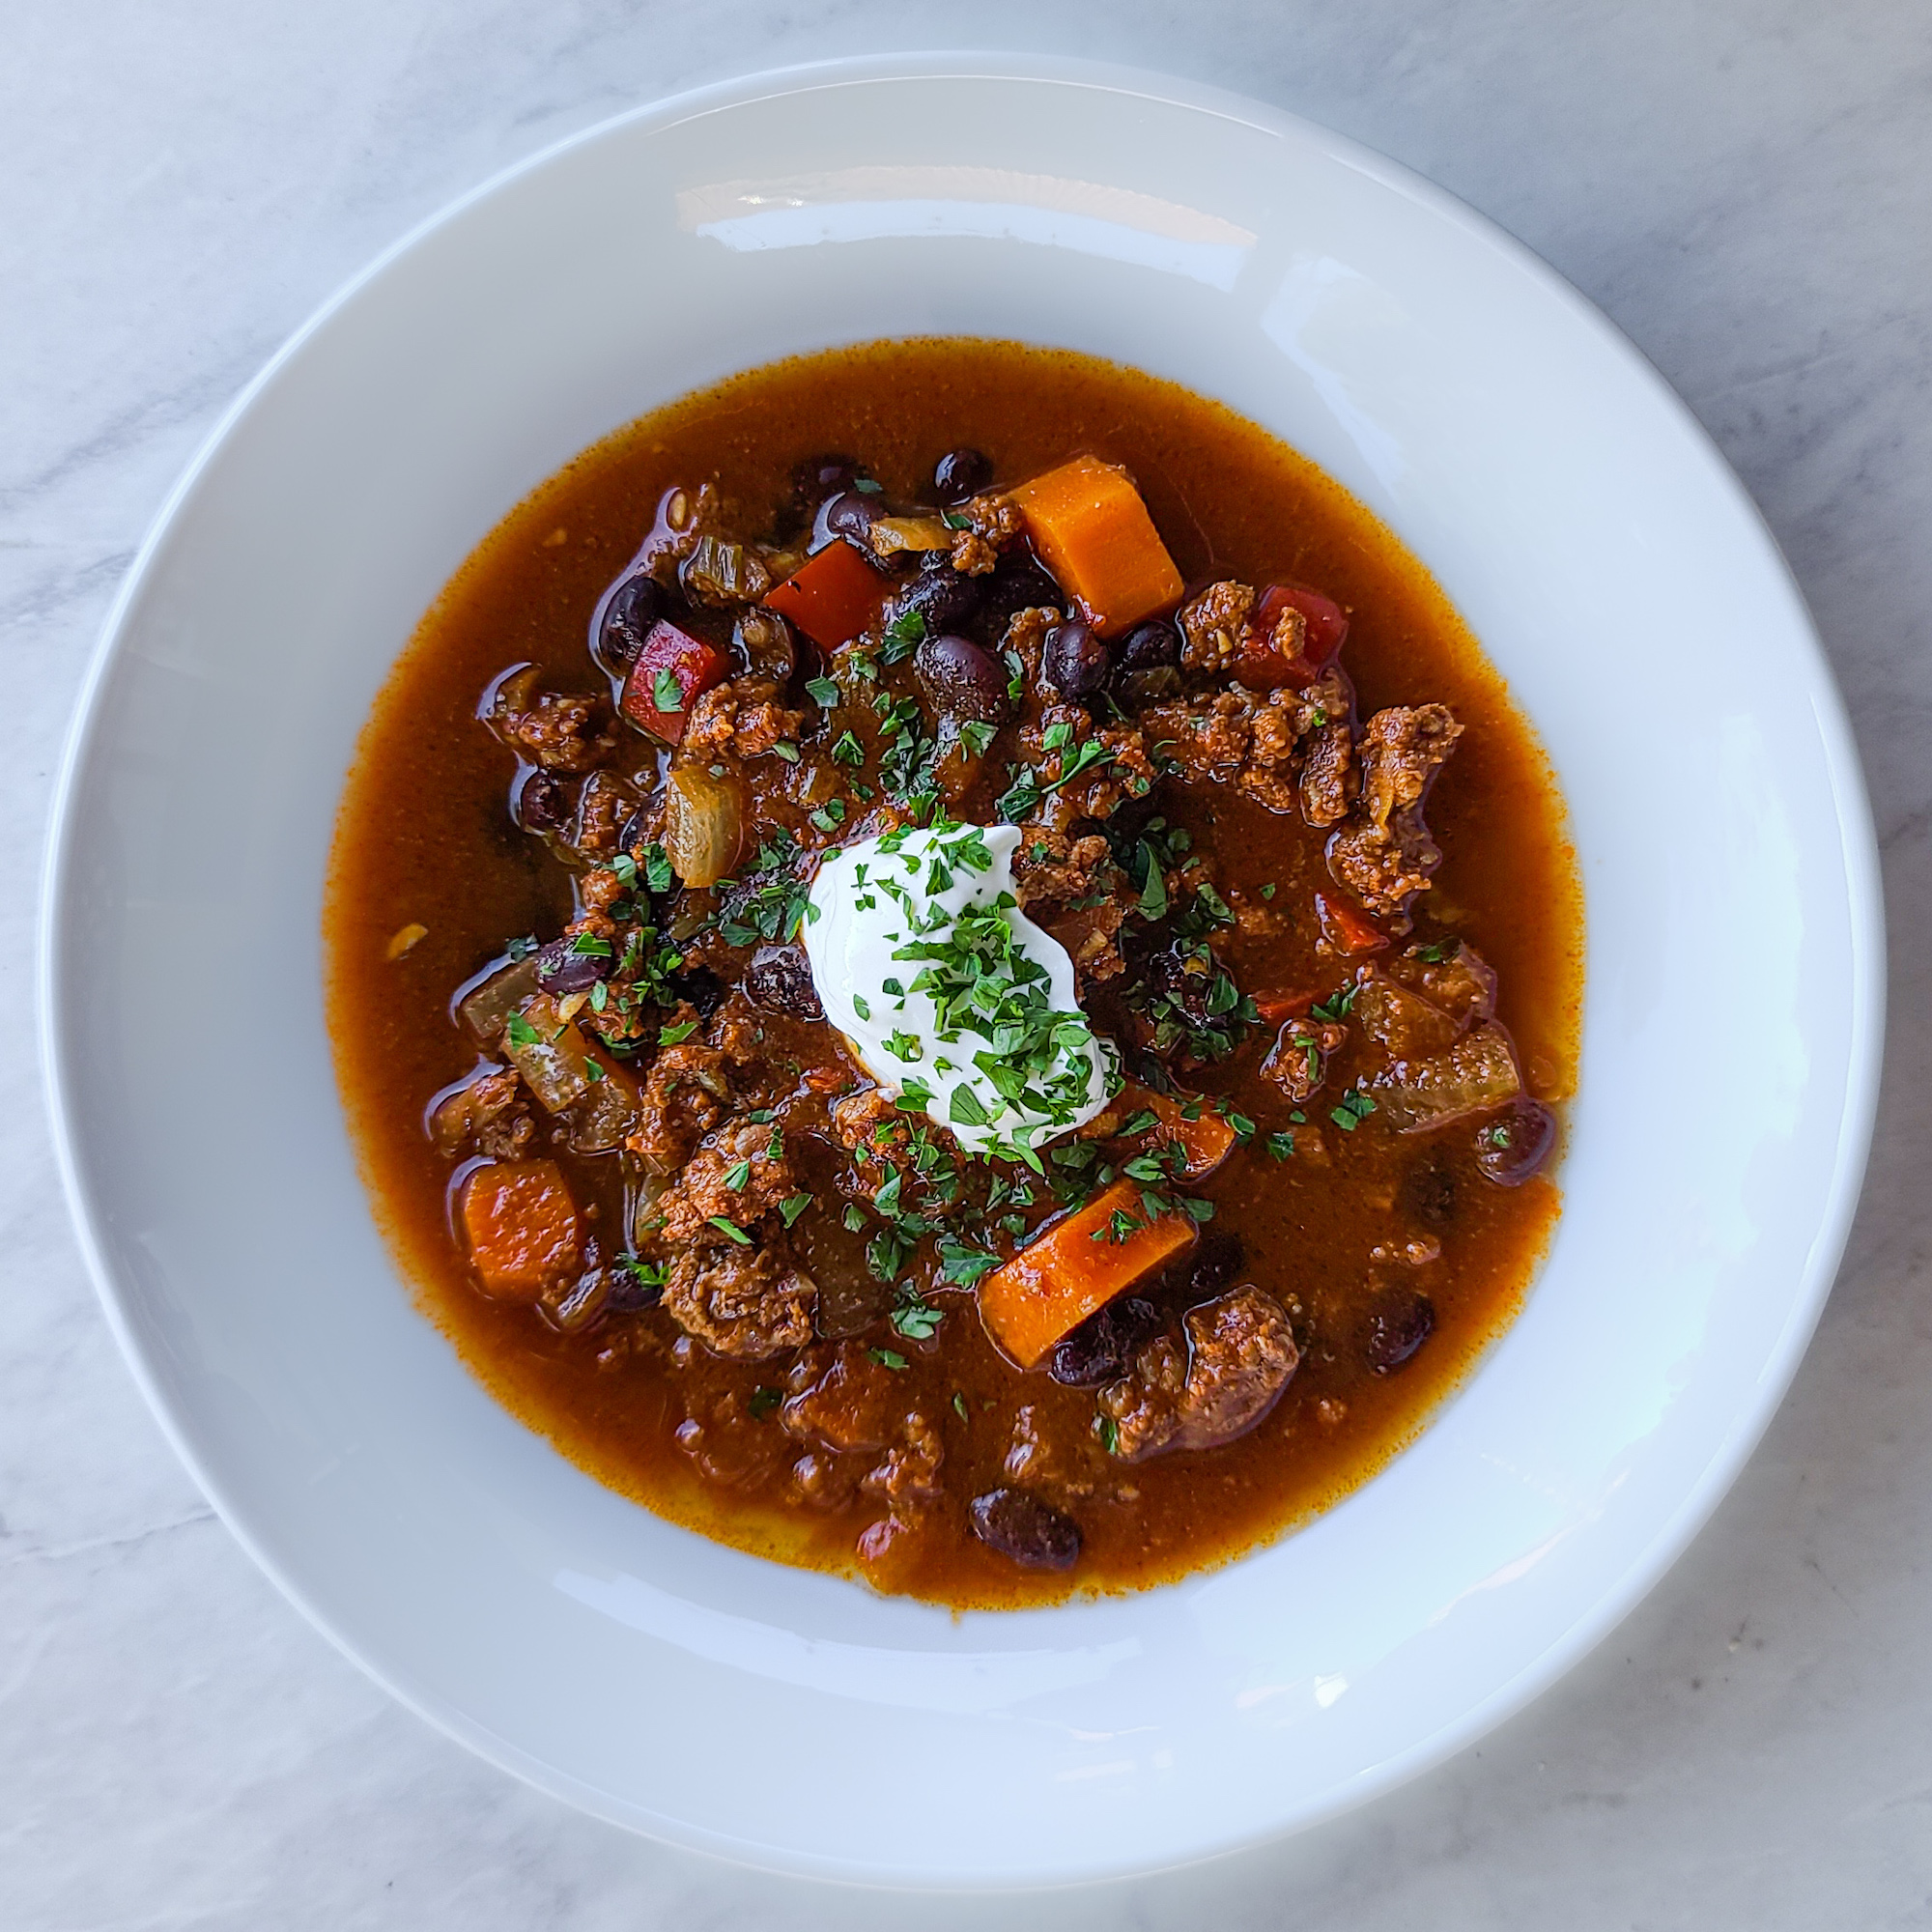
[38, 48, 1886, 1887]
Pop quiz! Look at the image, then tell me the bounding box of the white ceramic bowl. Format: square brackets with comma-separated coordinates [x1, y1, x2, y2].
[41, 54, 1883, 1886]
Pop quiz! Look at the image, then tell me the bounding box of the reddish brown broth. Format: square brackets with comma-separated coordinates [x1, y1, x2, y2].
[326, 339, 1582, 1607]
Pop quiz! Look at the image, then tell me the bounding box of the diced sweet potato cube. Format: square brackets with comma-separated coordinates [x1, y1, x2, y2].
[1009, 456, 1183, 638]
[980, 1180, 1195, 1368]
[459, 1159, 582, 1300]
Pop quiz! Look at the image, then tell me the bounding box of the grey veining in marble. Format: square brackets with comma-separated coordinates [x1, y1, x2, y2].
[5, 3, 1930, 1925]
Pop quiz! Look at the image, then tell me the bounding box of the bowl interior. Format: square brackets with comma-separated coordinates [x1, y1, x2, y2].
[43, 56, 1881, 1885]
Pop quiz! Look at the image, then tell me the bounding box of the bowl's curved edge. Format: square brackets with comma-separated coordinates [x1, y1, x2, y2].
[36, 47, 1888, 1890]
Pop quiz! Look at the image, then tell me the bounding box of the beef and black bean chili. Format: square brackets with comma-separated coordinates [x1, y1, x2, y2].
[327, 339, 1581, 1607]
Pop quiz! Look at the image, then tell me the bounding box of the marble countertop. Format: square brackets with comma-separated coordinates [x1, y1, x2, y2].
[6, 3, 1929, 1924]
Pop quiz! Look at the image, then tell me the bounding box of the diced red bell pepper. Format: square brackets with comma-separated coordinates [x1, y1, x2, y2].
[763, 539, 888, 650]
[1236, 582, 1351, 689]
[1316, 892, 1389, 956]
[620, 619, 728, 743]
[1252, 987, 1318, 1024]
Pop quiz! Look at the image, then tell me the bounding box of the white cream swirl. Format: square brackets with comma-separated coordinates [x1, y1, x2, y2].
[804, 821, 1114, 1158]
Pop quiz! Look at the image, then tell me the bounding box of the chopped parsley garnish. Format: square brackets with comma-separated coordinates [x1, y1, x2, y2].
[779, 1190, 812, 1227]
[569, 932, 613, 957]
[724, 1159, 752, 1191]
[831, 729, 866, 767]
[805, 675, 840, 708]
[706, 1216, 753, 1244]
[504, 1012, 541, 1047]
[1265, 1131, 1295, 1161]
[611, 1253, 668, 1292]
[1311, 980, 1360, 1023]
[1415, 938, 1458, 962]
[659, 1019, 698, 1044]
[937, 1237, 1001, 1288]
[1330, 1089, 1378, 1132]
[651, 668, 684, 713]
[869, 1348, 910, 1371]
[880, 607, 925, 666]
[748, 1387, 782, 1419]
[890, 1289, 944, 1341]
[504, 934, 539, 961]
[1094, 1412, 1120, 1456]
[772, 739, 801, 764]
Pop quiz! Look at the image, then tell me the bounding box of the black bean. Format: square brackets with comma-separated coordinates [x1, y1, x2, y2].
[744, 944, 823, 1020]
[916, 633, 1012, 724]
[1041, 618, 1110, 697]
[968, 551, 1065, 645]
[1115, 618, 1179, 677]
[515, 770, 570, 834]
[1400, 1152, 1458, 1229]
[815, 490, 880, 548]
[734, 609, 795, 682]
[595, 574, 661, 673]
[1183, 1230, 1245, 1301]
[1365, 1290, 1435, 1374]
[1475, 1099, 1558, 1187]
[534, 933, 611, 995]
[970, 1488, 1083, 1571]
[933, 446, 993, 504]
[1049, 1296, 1161, 1386]
[1117, 666, 1182, 704]
[890, 554, 983, 636]
[605, 1263, 664, 1315]
[1147, 945, 1214, 1023]
[669, 965, 727, 1017]
[792, 454, 862, 507]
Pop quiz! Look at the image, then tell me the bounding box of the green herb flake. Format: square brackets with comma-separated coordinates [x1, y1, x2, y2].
[706, 1216, 753, 1245]
[659, 1019, 699, 1045]
[890, 1292, 944, 1341]
[937, 1237, 1001, 1288]
[652, 668, 684, 714]
[1094, 1412, 1120, 1456]
[724, 1158, 752, 1192]
[1329, 1089, 1378, 1132]
[1265, 1130, 1295, 1161]
[805, 675, 841, 708]
[748, 1386, 782, 1420]
[1311, 980, 1360, 1023]
[869, 1348, 910, 1371]
[779, 1190, 812, 1228]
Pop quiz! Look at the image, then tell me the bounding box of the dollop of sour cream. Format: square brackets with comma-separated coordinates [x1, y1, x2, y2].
[804, 821, 1115, 1158]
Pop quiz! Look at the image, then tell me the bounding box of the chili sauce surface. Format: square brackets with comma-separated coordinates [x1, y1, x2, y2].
[326, 339, 1583, 1608]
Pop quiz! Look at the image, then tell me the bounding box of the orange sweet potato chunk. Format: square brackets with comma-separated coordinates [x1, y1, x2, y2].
[1009, 456, 1183, 638]
[980, 1180, 1196, 1368]
[459, 1159, 582, 1301]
